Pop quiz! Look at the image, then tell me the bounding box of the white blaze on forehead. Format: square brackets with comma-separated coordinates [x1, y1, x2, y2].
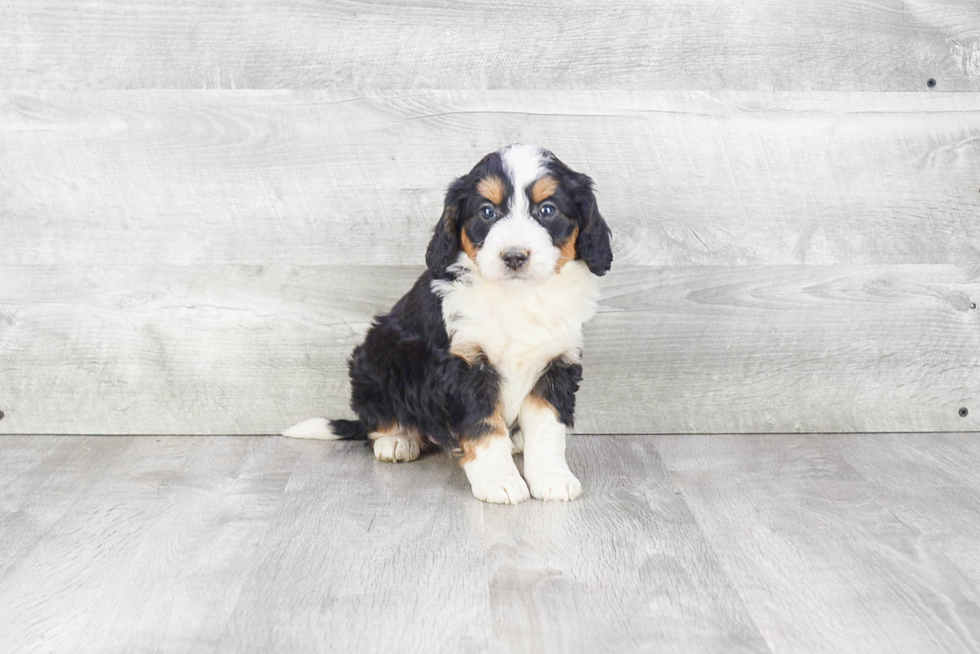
[500, 144, 550, 216]
[474, 144, 560, 283]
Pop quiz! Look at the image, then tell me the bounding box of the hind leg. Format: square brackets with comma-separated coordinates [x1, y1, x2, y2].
[347, 322, 444, 464]
[371, 424, 426, 463]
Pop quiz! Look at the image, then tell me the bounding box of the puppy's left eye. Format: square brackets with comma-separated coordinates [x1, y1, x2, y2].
[480, 206, 496, 220]
[539, 203, 557, 218]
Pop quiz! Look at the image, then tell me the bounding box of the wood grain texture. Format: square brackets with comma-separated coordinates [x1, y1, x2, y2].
[829, 431, 980, 641]
[1, 0, 978, 90]
[0, 435, 134, 577]
[0, 436, 302, 653]
[596, 264, 980, 433]
[1, 264, 976, 435]
[214, 439, 494, 654]
[482, 437, 769, 653]
[1, 91, 978, 267]
[658, 433, 980, 653]
[4, 434, 980, 653]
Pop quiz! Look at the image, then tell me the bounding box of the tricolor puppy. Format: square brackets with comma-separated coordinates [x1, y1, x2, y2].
[284, 144, 612, 504]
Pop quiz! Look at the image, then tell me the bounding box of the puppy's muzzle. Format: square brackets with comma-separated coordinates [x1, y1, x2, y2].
[501, 248, 529, 270]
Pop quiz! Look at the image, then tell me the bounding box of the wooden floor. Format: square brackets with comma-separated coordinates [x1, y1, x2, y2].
[2, 434, 980, 653]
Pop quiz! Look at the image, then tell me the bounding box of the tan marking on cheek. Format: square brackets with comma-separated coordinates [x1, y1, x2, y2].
[461, 229, 480, 261]
[556, 225, 579, 271]
[531, 176, 559, 203]
[477, 175, 505, 205]
[457, 410, 509, 465]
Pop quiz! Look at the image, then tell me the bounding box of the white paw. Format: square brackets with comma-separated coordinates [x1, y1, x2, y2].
[525, 468, 583, 501]
[470, 475, 531, 504]
[373, 435, 421, 462]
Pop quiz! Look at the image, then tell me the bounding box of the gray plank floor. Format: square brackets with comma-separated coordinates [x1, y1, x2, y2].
[2, 434, 979, 654]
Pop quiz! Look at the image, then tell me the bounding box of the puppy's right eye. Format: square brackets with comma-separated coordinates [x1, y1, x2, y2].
[480, 206, 496, 221]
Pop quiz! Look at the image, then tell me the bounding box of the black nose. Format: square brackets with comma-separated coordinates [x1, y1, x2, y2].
[502, 248, 529, 270]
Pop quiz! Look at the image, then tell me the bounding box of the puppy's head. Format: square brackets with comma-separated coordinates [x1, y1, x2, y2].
[425, 144, 612, 282]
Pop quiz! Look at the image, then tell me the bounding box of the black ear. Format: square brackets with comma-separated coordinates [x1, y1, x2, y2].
[570, 175, 613, 276]
[425, 178, 466, 273]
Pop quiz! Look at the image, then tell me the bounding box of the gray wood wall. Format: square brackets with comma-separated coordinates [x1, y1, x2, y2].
[1, 1, 978, 435]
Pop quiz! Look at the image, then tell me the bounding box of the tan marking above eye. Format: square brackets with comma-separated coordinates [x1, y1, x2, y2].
[476, 176, 505, 205]
[531, 176, 559, 204]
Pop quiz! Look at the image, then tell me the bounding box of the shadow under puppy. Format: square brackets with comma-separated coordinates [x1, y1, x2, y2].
[284, 144, 612, 504]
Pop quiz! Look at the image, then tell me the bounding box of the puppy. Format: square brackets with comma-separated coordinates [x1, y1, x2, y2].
[284, 144, 612, 504]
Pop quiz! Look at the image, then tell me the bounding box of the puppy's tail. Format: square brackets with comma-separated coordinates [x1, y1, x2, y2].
[281, 418, 368, 441]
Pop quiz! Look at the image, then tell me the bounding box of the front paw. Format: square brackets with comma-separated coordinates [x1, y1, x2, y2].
[525, 468, 583, 501]
[470, 475, 531, 504]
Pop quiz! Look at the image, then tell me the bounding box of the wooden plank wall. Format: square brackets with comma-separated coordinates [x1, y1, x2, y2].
[0, 1, 978, 435]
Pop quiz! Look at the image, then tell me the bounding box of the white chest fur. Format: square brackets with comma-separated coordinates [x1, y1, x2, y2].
[432, 259, 600, 426]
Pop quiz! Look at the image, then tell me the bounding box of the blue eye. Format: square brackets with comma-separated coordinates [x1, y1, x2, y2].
[539, 203, 557, 218]
[480, 206, 496, 220]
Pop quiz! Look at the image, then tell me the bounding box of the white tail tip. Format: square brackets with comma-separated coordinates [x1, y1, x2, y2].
[282, 418, 339, 440]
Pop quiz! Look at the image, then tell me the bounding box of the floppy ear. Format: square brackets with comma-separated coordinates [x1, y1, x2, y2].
[425, 205, 459, 273]
[571, 176, 613, 276]
[425, 178, 466, 273]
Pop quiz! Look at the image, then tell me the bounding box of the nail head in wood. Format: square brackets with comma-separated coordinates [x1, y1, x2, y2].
[0, 410, 4, 420]
[971, 303, 977, 310]
[960, 407, 970, 418]
[926, 78, 937, 88]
